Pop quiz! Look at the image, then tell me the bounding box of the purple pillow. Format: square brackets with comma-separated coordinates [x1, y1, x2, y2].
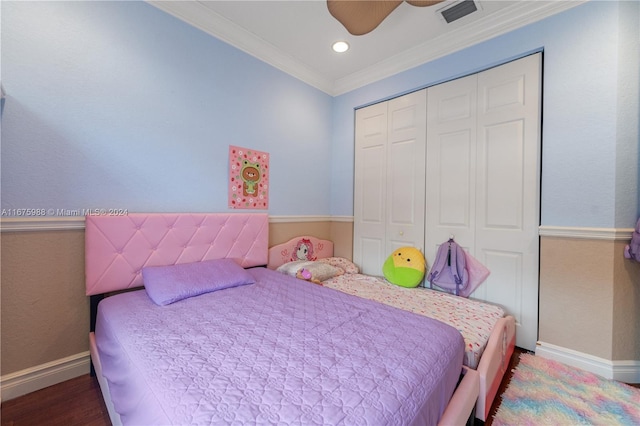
[142, 258, 255, 306]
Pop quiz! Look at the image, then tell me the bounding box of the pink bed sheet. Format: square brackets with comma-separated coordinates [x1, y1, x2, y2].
[95, 267, 465, 425]
[322, 274, 505, 369]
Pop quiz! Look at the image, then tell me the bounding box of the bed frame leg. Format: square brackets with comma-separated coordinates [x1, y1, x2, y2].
[467, 404, 477, 426]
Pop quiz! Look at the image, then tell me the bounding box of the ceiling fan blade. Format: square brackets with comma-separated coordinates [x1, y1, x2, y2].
[327, 0, 403, 36]
[405, 0, 445, 6]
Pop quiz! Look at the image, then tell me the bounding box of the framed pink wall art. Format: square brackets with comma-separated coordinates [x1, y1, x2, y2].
[228, 145, 269, 210]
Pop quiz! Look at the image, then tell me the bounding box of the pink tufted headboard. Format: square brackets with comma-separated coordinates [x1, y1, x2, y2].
[85, 213, 269, 296]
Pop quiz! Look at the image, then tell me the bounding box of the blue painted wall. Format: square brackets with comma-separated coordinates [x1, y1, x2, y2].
[1, 1, 333, 216]
[331, 1, 639, 228]
[2, 1, 638, 228]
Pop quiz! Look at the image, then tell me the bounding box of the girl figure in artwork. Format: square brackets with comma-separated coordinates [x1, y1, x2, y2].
[292, 238, 316, 262]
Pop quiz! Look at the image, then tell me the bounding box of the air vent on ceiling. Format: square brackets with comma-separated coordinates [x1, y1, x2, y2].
[440, 0, 479, 24]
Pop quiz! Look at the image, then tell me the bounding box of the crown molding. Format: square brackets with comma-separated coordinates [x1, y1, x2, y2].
[147, 1, 585, 96]
[146, 0, 335, 94]
[333, 1, 585, 94]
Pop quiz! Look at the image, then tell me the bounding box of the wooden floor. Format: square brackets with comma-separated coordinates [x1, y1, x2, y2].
[0, 374, 111, 426]
[1, 348, 528, 426]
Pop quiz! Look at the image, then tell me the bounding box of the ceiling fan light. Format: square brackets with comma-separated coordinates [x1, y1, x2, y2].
[332, 41, 350, 53]
[327, 0, 402, 35]
[327, 0, 445, 35]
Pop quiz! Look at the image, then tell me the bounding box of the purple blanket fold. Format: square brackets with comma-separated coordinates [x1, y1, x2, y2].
[96, 267, 464, 425]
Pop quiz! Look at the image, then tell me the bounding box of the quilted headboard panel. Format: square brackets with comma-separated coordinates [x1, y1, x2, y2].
[85, 213, 269, 296]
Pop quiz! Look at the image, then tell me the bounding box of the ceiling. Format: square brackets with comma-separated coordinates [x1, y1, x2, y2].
[148, 0, 583, 96]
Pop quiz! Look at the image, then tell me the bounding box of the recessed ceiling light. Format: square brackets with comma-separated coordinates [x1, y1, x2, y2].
[332, 41, 349, 53]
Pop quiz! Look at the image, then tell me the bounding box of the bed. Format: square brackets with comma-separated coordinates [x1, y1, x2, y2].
[86, 213, 479, 426]
[268, 235, 516, 422]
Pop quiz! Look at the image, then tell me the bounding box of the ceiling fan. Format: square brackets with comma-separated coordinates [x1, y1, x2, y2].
[327, 0, 446, 36]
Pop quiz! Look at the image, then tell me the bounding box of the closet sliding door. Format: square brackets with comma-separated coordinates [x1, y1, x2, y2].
[475, 54, 541, 351]
[353, 54, 541, 350]
[354, 101, 388, 275]
[354, 90, 426, 275]
[426, 53, 541, 351]
[425, 73, 478, 255]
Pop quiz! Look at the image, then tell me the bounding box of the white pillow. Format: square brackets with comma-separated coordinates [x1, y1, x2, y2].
[276, 260, 344, 282]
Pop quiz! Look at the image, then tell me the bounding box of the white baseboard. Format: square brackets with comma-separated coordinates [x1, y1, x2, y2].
[535, 341, 640, 384]
[0, 351, 90, 402]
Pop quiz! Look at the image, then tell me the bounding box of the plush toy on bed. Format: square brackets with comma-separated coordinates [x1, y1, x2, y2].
[383, 247, 425, 288]
[295, 268, 323, 285]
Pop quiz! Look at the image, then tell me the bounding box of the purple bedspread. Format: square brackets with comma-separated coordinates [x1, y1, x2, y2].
[95, 267, 464, 425]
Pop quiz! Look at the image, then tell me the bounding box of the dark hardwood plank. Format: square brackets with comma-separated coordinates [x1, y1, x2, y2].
[1, 374, 110, 426]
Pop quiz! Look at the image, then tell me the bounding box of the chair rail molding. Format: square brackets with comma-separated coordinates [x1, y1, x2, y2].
[538, 225, 634, 241]
[1, 215, 354, 232]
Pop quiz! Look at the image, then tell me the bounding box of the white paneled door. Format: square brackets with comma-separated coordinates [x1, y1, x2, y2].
[426, 54, 541, 351]
[386, 92, 427, 255]
[475, 54, 541, 351]
[354, 90, 426, 275]
[354, 101, 387, 275]
[425, 73, 478, 257]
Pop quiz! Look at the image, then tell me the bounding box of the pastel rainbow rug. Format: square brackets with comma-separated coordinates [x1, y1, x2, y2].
[493, 354, 640, 425]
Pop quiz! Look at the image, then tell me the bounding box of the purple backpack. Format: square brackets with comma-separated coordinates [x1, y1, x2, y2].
[624, 217, 640, 262]
[427, 238, 469, 296]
